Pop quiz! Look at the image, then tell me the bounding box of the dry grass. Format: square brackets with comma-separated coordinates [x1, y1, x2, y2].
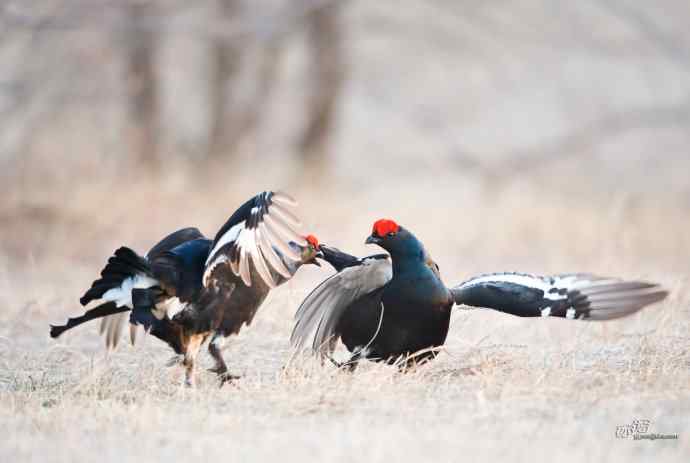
[1, 166, 689, 462]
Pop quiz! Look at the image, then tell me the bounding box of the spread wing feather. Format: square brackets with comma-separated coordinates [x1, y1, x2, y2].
[451, 272, 667, 320]
[291, 256, 392, 354]
[203, 191, 304, 289]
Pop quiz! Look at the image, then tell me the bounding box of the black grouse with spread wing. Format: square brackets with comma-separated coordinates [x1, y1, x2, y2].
[51, 191, 321, 385]
[291, 219, 668, 370]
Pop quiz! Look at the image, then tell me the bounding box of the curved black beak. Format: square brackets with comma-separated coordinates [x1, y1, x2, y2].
[365, 235, 381, 245]
[310, 249, 323, 266]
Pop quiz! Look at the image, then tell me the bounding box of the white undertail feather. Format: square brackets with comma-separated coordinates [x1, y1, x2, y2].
[102, 274, 158, 309]
[96, 273, 158, 349]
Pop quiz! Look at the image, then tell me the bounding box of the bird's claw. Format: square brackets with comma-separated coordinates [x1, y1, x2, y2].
[166, 355, 183, 367]
[325, 354, 343, 368]
[325, 354, 359, 371]
[218, 372, 241, 387]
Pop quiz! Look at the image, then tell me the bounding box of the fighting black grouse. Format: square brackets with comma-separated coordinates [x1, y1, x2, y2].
[291, 219, 668, 370]
[51, 191, 321, 385]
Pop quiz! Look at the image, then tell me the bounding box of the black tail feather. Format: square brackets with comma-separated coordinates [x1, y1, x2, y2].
[80, 247, 151, 306]
[114, 247, 150, 274]
[50, 301, 130, 338]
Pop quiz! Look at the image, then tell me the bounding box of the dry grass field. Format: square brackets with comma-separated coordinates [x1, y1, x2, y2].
[1, 171, 689, 462]
[2, 1, 690, 461]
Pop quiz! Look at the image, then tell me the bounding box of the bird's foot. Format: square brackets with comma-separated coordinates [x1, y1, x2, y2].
[166, 355, 183, 367]
[218, 372, 241, 388]
[325, 354, 359, 372]
[325, 354, 343, 368]
[183, 376, 195, 388]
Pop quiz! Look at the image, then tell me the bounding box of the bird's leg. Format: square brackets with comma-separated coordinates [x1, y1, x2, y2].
[207, 335, 228, 375]
[207, 333, 240, 386]
[325, 351, 361, 372]
[342, 351, 361, 372]
[182, 334, 205, 387]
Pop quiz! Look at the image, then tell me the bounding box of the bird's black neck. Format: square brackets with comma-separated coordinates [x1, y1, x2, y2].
[386, 232, 430, 278]
[391, 250, 427, 278]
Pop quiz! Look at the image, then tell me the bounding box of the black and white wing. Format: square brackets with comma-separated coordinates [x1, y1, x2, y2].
[451, 272, 668, 320]
[203, 191, 305, 289]
[291, 255, 392, 354]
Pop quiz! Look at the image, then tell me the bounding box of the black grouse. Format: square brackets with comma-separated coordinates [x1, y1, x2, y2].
[51, 191, 322, 386]
[291, 219, 668, 370]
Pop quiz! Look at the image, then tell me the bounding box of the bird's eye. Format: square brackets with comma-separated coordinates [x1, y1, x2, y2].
[387, 232, 396, 237]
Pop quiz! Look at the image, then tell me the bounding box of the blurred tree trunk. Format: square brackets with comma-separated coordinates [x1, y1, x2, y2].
[125, 1, 158, 166]
[299, 2, 344, 161]
[209, 0, 242, 158]
[209, 1, 284, 158]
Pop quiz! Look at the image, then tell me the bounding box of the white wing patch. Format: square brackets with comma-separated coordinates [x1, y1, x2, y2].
[203, 192, 305, 289]
[453, 272, 667, 320]
[205, 223, 244, 268]
[460, 273, 566, 301]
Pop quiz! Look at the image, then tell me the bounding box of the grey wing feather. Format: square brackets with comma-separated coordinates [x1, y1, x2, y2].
[291, 257, 392, 355]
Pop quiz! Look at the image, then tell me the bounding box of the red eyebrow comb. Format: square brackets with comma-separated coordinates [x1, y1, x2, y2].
[305, 234, 319, 248]
[372, 219, 399, 237]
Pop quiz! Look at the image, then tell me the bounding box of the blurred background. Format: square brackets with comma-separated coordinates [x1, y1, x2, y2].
[1, 0, 690, 313]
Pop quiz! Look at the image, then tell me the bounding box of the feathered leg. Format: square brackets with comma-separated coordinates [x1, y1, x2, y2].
[182, 334, 206, 387]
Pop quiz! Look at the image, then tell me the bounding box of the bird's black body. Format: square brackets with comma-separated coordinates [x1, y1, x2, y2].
[338, 286, 452, 366]
[292, 220, 668, 370]
[343, 235, 453, 365]
[293, 231, 453, 368]
[51, 191, 320, 385]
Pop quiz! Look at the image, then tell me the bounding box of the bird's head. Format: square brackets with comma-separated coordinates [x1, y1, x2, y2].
[295, 234, 322, 266]
[365, 219, 420, 256]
